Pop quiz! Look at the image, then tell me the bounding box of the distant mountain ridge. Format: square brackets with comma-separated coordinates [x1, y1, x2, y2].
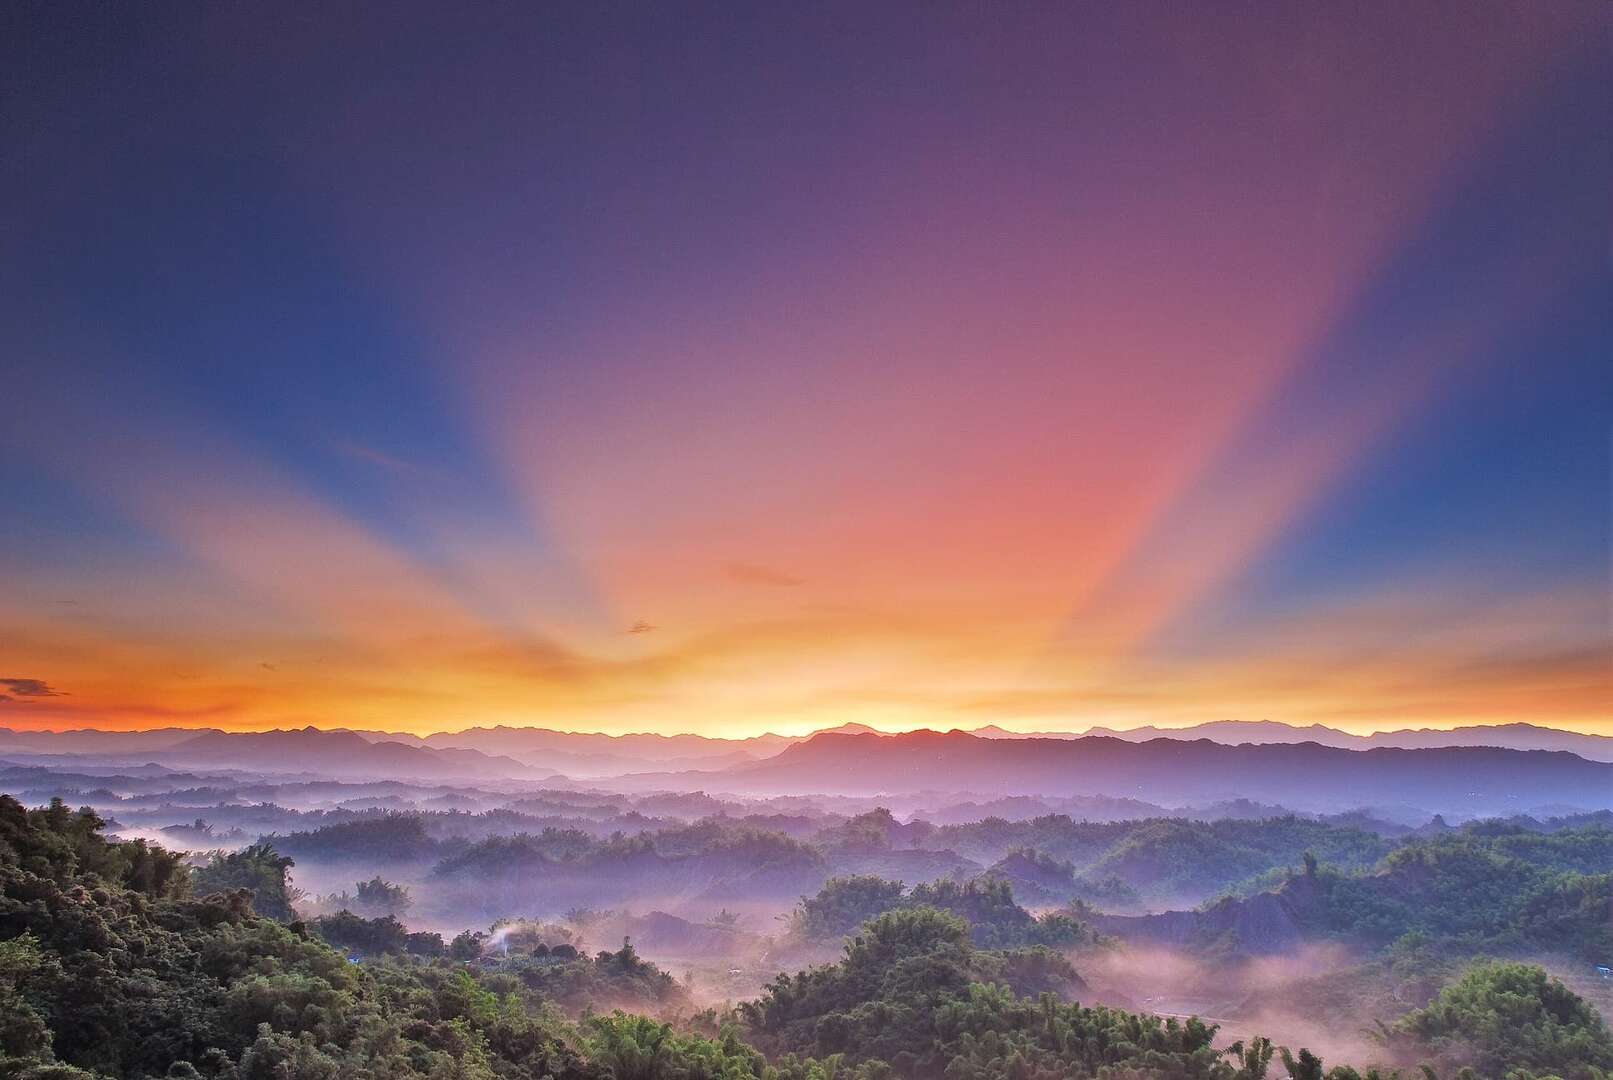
[1074, 720, 1613, 762]
[0, 727, 211, 754]
[414, 725, 794, 776]
[0, 721, 886, 779]
[968, 720, 1613, 762]
[0, 718, 1607, 782]
[173, 728, 544, 780]
[0, 726, 537, 780]
[619, 730, 1613, 814]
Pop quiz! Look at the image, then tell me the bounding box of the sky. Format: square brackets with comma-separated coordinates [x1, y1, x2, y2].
[1, 3, 1608, 738]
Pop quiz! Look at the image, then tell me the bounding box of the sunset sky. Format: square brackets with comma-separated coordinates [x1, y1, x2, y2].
[2, 4, 1608, 738]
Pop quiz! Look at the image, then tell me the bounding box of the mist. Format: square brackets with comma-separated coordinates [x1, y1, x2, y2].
[6, 720, 1611, 1075]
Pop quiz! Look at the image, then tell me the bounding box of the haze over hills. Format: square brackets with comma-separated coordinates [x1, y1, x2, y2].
[4, 716, 1608, 770]
[1055, 720, 1613, 762]
[0, 726, 540, 781]
[618, 730, 1613, 814]
[371, 722, 883, 776]
[965, 720, 1613, 762]
[3, 720, 1613, 800]
[0, 727, 213, 754]
[4, 715, 1612, 1077]
[403, 725, 796, 776]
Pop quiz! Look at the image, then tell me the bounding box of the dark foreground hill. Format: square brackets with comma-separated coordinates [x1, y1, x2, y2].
[647, 730, 1613, 813]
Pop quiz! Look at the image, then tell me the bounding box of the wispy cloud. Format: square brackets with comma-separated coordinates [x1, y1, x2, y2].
[0, 678, 64, 698]
[333, 441, 433, 476]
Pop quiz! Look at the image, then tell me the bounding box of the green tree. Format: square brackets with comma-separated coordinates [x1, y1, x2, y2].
[353, 875, 413, 915]
[192, 843, 299, 921]
[1389, 961, 1613, 1079]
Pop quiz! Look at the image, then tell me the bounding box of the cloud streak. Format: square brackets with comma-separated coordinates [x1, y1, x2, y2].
[0, 678, 65, 698]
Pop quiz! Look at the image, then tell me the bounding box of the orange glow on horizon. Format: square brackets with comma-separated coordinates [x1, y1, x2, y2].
[1, 7, 1606, 743]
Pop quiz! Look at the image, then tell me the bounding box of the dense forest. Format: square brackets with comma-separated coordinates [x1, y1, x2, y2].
[1297, 827, 1613, 957]
[3, 796, 1611, 1080]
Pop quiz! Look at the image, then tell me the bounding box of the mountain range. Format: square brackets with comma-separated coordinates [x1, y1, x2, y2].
[1, 719, 1609, 795]
[976, 719, 1613, 762]
[377, 725, 795, 776]
[0, 726, 538, 781]
[392, 718, 1613, 765]
[613, 730, 1613, 813]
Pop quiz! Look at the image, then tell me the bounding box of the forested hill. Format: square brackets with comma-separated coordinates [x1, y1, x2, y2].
[670, 731, 1613, 810]
[1094, 823, 1613, 961]
[4, 794, 1613, 1079]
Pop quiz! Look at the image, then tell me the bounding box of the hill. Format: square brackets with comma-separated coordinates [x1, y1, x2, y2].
[1094, 823, 1613, 961]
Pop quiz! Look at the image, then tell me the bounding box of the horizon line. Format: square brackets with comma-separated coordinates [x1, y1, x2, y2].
[1, 716, 1609, 742]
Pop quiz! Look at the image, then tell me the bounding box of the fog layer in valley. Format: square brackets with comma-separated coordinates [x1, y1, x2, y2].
[4, 720, 1612, 1075]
